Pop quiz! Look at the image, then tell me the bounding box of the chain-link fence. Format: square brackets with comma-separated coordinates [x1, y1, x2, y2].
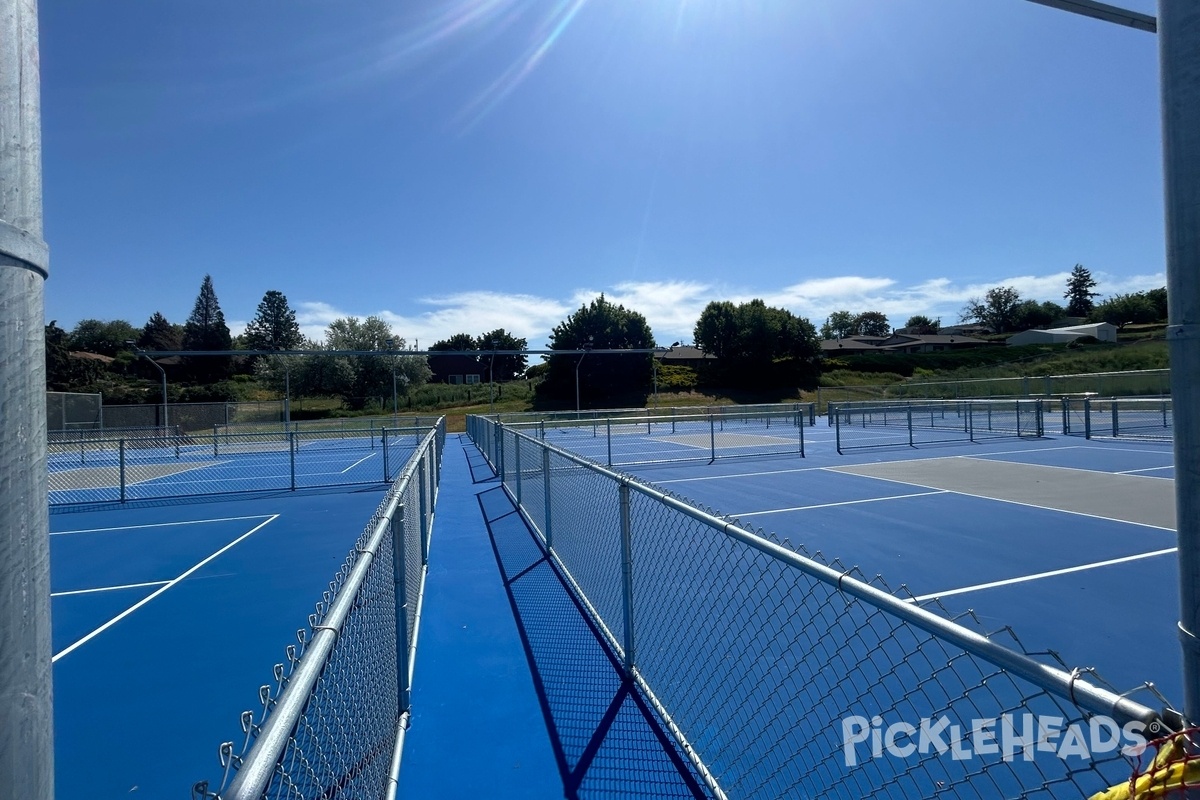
[46, 390, 102, 431]
[829, 399, 1045, 454]
[507, 408, 809, 467]
[491, 402, 817, 427]
[1062, 397, 1173, 442]
[193, 419, 444, 800]
[467, 417, 1181, 799]
[817, 369, 1171, 412]
[48, 426, 427, 506]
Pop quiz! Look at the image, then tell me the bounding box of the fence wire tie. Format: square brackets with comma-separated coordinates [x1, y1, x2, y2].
[313, 624, 340, 641]
[1067, 666, 1084, 707]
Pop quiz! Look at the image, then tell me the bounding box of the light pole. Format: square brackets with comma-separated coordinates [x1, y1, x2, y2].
[488, 339, 499, 415]
[575, 336, 593, 414]
[652, 342, 680, 409]
[127, 341, 169, 431]
[386, 338, 398, 416]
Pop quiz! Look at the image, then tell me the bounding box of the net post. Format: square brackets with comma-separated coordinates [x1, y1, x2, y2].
[1112, 399, 1121, 438]
[390, 505, 411, 713]
[618, 481, 636, 676]
[835, 409, 843, 454]
[289, 430, 297, 490]
[212, 425, 219, 458]
[542, 447, 553, 550]
[606, 418, 612, 467]
[119, 439, 127, 503]
[907, 407, 914, 447]
[1084, 397, 1093, 439]
[797, 410, 805, 457]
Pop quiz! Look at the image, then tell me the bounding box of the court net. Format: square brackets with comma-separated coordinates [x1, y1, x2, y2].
[1062, 396, 1173, 442]
[468, 417, 1181, 800]
[830, 398, 1045, 453]
[193, 419, 445, 800]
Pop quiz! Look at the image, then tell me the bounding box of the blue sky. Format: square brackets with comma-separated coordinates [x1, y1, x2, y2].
[39, 0, 1163, 349]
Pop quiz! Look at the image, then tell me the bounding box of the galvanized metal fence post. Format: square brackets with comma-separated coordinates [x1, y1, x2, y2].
[542, 447, 554, 550]
[383, 428, 391, 481]
[391, 506, 411, 712]
[514, 435, 523, 506]
[418, 454, 430, 566]
[289, 430, 297, 490]
[1160, 0, 1200, 722]
[709, 414, 716, 461]
[606, 418, 613, 467]
[1084, 398, 1093, 439]
[119, 440, 126, 503]
[618, 482, 636, 676]
[1112, 400, 1121, 438]
[0, 0, 54, 792]
[907, 407, 914, 447]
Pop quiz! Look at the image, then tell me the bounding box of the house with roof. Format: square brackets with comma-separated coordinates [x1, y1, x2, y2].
[1006, 322, 1117, 346]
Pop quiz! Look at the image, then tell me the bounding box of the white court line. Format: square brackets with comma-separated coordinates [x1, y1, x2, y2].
[125, 460, 233, 487]
[51, 580, 170, 598]
[52, 514, 279, 662]
[341, 452, 377, 473]
[733, 490, 948, 518]
[907, 548, 1178, 603]
[967, 454, 1172, 479]
[1116, 466, 1174, 475]
[52, 514, 277, 536]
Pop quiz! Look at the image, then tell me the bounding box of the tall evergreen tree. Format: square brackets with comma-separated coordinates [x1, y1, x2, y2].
[244, 290, 303, 352]
[1064, 264, 1100, 317]
[182, 275, 233, 382]
[480, 328, 528, 381]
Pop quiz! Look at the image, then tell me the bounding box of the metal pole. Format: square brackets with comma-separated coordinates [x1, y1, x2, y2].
[618, 482, 636, 676]
[1160, 0, 1200, 724]
[542, 447, 553, 550]
[0, 0, 54, 794]
[284, 360, 291, 424]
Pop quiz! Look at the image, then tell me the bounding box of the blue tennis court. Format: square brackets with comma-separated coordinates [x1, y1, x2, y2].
[50, 487, 389, 797]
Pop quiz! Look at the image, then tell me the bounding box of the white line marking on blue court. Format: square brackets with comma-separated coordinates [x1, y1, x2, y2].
[52, 514, 279, 662]
[733, 490, 949, 518]
[655, 465, 830, 484]
[52, 514, 277, 536]
[341, 452, 377, 473]
[51, 580, 170, 597]
[1116, 466, 1174, 475]
[906, 548, 1178, 603]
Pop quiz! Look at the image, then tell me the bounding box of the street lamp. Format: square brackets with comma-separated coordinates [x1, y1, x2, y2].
[652, 342, 681, 408]
[126, 341, 169, 431]
[488, 339, 499, 415]
[386, 338, 399, 416]
[575, 336, 593, 414]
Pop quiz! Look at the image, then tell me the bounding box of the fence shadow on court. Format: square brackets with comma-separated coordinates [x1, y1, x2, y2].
[476, 485, 707, 799]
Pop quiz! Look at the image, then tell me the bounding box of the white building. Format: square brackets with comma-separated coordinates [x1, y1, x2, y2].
[1006, 322, 1118, 346]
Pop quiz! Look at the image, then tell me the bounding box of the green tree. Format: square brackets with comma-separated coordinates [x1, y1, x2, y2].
[1064, 264, 1100, 317]
[244, 290, 303, 352]
[1011, 300, 1059, 331]
[1145, 287, 1168, 321]
[320, 317, 431, 409]
[694, 301, 739, 358]
[138, 312, 182, 352]
[1090, 293, 1158, 328]
[960, 286, 1023, 333]
[904, 315, 939, 335]
[68, 318, 140, 357]
[182, 274, 234, 382]
[819, 310, 856, 340]
[480, 328, 528, 381]
[852, 311, 890, 337]
[543, 295, 655, 406]
[45, 321, 73, 391]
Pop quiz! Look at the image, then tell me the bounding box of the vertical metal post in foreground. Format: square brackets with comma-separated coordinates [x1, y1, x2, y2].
[542, 447, 553, 550]
[1160, 0, 1200, 724]
[618, 482, 636, 676]
[0, 0, 54, 795]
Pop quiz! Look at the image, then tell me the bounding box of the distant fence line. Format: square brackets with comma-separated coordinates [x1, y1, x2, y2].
[817, 368, 1170, 411]
[467, 415, 1178, 799]
[194, 419, 445, 800]
[48, 425, 428, 507]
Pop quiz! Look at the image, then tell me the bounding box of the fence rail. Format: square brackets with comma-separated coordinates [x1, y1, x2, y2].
[48, 426, 427, 506]
[490, 401, 817, 427]
[467, 415, 1176, 799]
[194, 419, 444, 800]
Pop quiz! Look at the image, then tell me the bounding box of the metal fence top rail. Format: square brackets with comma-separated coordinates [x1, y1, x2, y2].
[483, 417, 1171, 735]
[219, 422, 441, 800]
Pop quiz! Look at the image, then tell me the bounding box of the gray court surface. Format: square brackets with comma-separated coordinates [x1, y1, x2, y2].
[51, 460, 218, 491]
[649, 432, 797, 449]
[828, 456, 1176, 530]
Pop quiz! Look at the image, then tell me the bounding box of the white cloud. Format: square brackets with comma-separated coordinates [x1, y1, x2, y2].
[290, 269, 1168, 351]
